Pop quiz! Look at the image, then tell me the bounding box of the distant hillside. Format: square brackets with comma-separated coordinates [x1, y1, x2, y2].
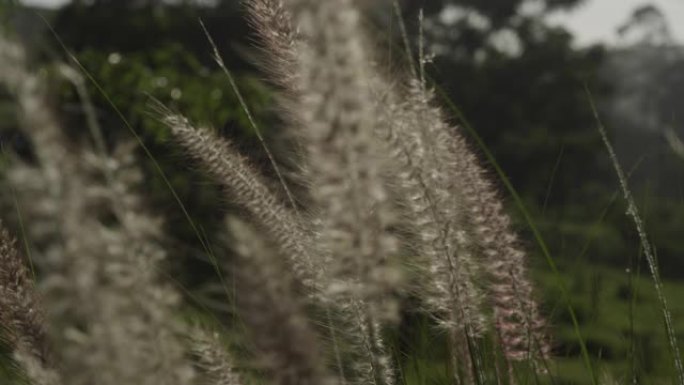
[601, 42, 684, 198]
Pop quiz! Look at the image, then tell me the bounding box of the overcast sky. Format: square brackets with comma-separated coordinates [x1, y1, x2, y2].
[547, 0, 684, 45]
[20, 0, 684, 46]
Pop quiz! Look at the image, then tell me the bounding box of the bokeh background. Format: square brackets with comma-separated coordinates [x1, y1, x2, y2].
[2, 0, 684, 383]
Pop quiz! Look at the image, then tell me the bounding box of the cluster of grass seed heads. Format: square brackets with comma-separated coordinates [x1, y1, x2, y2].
[0, 1, 550, 384]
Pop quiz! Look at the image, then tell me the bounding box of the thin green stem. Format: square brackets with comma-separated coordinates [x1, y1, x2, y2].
[199, 19, 299, 215]
[585, 84, 684, 385]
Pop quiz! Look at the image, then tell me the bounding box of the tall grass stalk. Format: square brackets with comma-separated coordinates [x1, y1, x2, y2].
[199, 19, 299, 215]
[586, 85, 684, 384]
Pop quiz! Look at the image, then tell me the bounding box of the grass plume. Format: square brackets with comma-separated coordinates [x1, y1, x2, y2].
[191, 327, 244, 385]
[158, 111, 320, 290]
[0, 221, 61, 385]
[227, 217, 335, 385]
[1, 33, 195, 385]
[0, 1, 559, 384]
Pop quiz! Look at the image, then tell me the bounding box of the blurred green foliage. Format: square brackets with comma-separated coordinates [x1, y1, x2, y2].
[537, 264, 684, 384]
[64, 45, 272, 143]
[2, 0, 281, 294]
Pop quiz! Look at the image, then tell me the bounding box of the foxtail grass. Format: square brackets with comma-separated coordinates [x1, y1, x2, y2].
[0, 221, 60, 385]
[0, 1, 558, 384]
